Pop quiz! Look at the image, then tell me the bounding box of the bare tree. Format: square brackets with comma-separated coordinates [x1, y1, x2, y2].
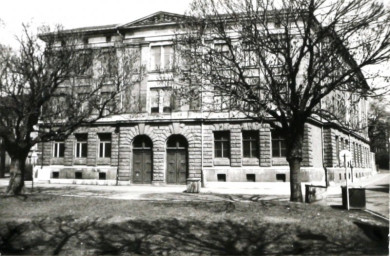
[171, 0, 390, 201]
[368, 98, 390, 169]
[0, 25, 144, 195]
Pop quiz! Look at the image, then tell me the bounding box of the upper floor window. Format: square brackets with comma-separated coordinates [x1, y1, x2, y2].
[150, 88, 176, 114]
[75, 133, 88, 158]
[150, 45, 173, 71]
[75, 51, 93, 77]
[98, 50, 118, 77]
[243, 131, 259, 158]
[53, 141, 65, 158]
[98, 133, 111, 158]
[214, 131, 230, 158]
[272, 130, 286, 157]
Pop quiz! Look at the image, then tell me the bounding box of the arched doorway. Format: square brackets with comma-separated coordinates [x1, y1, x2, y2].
[132, 135, 153, 184]
[166, 135, 188, 184]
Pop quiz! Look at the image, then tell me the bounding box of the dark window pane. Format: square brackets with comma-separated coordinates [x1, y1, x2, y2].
[99, 143, 104, 158]
[105, 143, 111, 157]
[98, 133, 111, 141]
[272, 140, 279, 157]
[133, 135, 152, 148]
[243, 141, 251, 157]
[75, 133, 88, 141]
[81, 143, 88, 157]
[215, 147, 222, 158]
[59, 143, 65, 157]
[222, 141, 229, 158]
[251, 144, 257, 158]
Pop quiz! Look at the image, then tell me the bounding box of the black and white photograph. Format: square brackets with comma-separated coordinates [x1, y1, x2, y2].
[0, 0, 389, 255]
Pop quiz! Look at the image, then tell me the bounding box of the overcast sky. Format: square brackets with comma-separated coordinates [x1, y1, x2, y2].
[0, 0, 192, 47]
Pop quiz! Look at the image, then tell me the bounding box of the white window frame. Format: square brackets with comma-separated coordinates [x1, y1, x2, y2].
[98, 134, 112, 158]
[150, 44, 174, 71]
[53, 142, 65, 158]
[75, 135, 88, 158]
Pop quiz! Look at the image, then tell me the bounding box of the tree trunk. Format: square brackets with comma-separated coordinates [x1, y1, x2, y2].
[0, 144, 5, 178]
[7, 154, 27, 195]
[288, 158, 303, 202]
[286, 122, 305, 202]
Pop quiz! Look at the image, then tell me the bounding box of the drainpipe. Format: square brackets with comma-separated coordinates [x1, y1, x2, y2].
[320, 99, 329, 187]
[115, 125, 120, 186]
[321, 126, 329, 187]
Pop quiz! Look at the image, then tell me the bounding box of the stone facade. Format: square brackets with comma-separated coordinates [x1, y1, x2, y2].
[35, 11, 375, 185]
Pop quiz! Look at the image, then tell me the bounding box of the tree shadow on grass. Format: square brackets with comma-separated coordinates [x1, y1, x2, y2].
[366, 184, 389, 194]
[1, 216, 387, 255]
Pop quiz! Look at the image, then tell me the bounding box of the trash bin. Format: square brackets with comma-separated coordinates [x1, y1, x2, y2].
[186, 178, 201, 193]
[341, 186, 366, 209]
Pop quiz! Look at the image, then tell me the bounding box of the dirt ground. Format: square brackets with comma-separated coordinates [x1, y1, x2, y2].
[0, 193, 388, 255]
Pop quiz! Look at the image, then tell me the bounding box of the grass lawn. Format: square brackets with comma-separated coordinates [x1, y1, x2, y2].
[0, 193, 388, 255]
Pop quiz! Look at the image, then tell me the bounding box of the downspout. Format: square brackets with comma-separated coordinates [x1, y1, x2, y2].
[115, 125, 120, 186]
[320, 100, 329, 187]
[200, 23, 207, 188]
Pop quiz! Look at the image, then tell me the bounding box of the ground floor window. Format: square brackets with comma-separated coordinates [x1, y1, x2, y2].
[53, 141, 65, 158]
[75, 133, 88, 158]
[243, 131, 259, 158]
[214, 131, 230, 158]
[272, 130, 286, 157]
[98, 133, 112, 158]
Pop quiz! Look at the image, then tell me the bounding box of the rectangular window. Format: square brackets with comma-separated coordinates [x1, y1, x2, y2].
[150, 88, 176, 114]
[151, 46, 161, 70]
[150, 45, 173, 71]
[75, 134, 88, 158]
[272, 130, 286, 157]
[53, 141, 65, 158]
[99, 50, 118, 77]
[214, 131, 230, 158]
[76, 52, 93, 76]
[163, 45, 173, 70]
[98, 133, 112, 158]
[243, 131, 259, 158]
[150, 89, 160, 113]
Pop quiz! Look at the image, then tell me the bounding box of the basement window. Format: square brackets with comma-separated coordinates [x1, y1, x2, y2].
[99, 172, 106, 180]
[75, 172, 83, 179]
[52, 171, 59, 179]
[217, 174, 226, 182]
[246, 174, 256, 182]
[276, 174, 286, 182]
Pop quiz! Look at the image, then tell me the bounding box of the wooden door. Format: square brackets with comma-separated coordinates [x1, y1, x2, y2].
[133, 149, 152, 184]
[167, 149, 187, 184]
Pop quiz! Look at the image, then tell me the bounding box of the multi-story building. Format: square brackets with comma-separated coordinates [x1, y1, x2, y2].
[35, 11, 375, 185]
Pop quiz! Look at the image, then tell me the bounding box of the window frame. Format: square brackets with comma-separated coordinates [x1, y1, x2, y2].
[150, 44, 174, 72]
[98, 133, 112, 158]
[242, 130, 259, 158]
[214, 131, 230, 159]
[75, 134, 88, 158]
[271, 130, 286, 158]
[53, 141, 65, 158]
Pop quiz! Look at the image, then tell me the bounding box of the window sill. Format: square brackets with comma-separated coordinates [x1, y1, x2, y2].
[213, 158, 230, 166]
[272, 157, 288, 166]
[243, 157, 259, 166]
[74, 158, 87, 165]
